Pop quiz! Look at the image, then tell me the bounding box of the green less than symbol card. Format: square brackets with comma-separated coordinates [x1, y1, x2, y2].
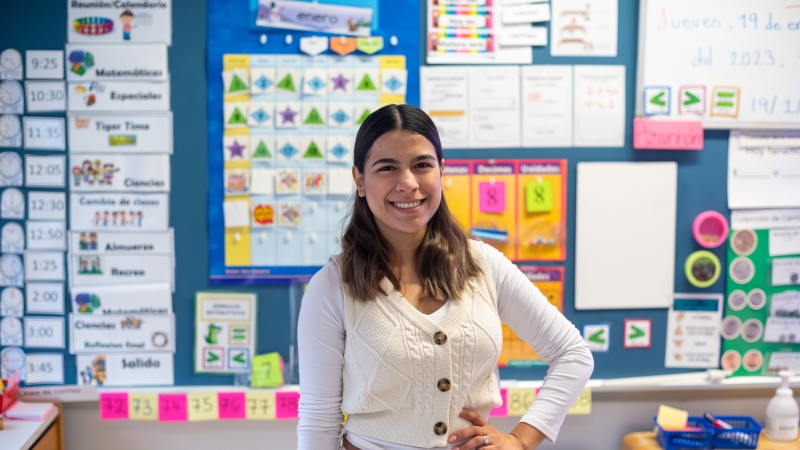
[251, 352, 284, 388]
[525, 180, 553, 213]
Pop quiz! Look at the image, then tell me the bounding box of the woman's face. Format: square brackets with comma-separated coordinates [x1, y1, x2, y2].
[354, 129, 442, 242]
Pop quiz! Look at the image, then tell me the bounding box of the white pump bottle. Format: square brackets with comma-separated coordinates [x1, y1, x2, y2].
[766, 370, 799, 441]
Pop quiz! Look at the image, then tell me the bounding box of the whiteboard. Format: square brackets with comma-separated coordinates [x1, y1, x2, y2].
[575, 162, 677, 310]
[636, 0, 800, 129]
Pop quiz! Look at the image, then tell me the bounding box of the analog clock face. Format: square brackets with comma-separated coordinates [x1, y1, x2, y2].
[0, 115, 21, 139]
[2, 221, 24, 245]
[0, 286, 23, 309]
[0, 151, 22, 178]
[0, 317, 22, 339]
[0, 80, 23, 107]
[0, 253, 22, 278]
[1, 346, 25, 377]
[0, 49, 22, 72]
[1, 187, 23, 209]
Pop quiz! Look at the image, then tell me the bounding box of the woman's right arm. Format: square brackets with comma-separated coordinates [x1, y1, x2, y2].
[297, 262, 347, 449]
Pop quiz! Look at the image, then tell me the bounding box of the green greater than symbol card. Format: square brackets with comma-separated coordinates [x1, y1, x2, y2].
[525, 180, 553, 213]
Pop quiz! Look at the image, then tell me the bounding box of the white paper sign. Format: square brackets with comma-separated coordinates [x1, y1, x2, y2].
[69, 154, 170, 192]
[69, 230, 173, 255]
[26, 51, 64, 80]
[255, 0, 373, 36]
[729, 131, 800, 209]
[771, 229, 800, 257]
[665, 294, 723, 368]
[28, 192, 67, 220]
[498, 26, 548, 46]
[24, 251, 65, 281]
[68, 113, 173, 154]
[195, 292, 257, 374]
[468, 66, 521, 148]
[420, 66, 469, 149]
[70, 193, 169, 232]
[550, 0, 618, 57]
[76, 353, 173, 386]
[65, 44, 168, 82]
[23, 117, 66, 150]
[731, 209, 800, 230]
[502, 3, 550, 24]
[25, 81, 67, 113]
[67, 81, 170, 112]
[771, 291, 800, 318]
[26, 221, 67, 251]
[768, 352, 800, 374]
[24, 316, 65, 348]
[71, 283, 172, 316]
[573, 65, 626, 147]
[25, 155, 66, 187]
[521, 65, 573, 147]
[764, 317, 800, 343]
[69, 254, 173, 288]
[26, 283, 65, 315]
[773, 258, 800, 286]
[67, 1, 173, 44]
[25, 354, 64, 385]
[69, 314, 175, 353]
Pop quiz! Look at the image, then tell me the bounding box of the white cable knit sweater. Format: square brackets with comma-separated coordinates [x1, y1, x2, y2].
[298, 240, 594, 449]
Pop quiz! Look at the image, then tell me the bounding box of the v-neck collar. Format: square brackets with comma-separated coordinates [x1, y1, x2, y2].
[380, 278, 467, 335]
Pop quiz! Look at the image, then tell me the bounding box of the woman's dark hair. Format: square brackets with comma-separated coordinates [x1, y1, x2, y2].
[340, 104, 481, 301]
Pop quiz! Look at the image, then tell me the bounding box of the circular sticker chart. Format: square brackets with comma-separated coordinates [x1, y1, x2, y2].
[743, 349, 763, 372]
[721, 349, 742, 371]
[730, 257, 755, 284]
[731, 229, 758, 256]
[741, 318, 764, 343]
[747, 289, 767, 310]
[720, 316, 742, 340]
[727, 290, 747, 311]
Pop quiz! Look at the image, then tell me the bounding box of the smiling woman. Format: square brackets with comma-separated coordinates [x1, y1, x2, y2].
[297, 104, 593, 450]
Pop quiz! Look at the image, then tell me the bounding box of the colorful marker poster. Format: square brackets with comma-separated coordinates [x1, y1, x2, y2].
[67, 0, 172, 44]
[67, 113, 173, 154]
[69, 313, 175, 353]
[68, 154, 171, 192]
[76, 353, 174, 386]
[195, 292, 257, 374]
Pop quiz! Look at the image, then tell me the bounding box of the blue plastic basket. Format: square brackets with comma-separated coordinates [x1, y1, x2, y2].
[707, 416, 762, 449]
[654, 417, 713, 450]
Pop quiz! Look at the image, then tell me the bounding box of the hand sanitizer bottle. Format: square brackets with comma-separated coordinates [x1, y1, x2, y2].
[766, 370, 799, 441]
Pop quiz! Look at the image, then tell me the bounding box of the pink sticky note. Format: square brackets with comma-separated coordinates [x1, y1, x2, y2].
[218, 392, 246, 420]
[100, 392, 129, 420]
[275, 391, 300, 419]
[158, 393, 188, 422]
[489, 388, 508, 417]
[633, 118, 704, 150]
[479, 182, 506, 213]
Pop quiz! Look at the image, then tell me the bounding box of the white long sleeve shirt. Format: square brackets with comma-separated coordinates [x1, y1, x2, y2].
[298, 241, 594, 449]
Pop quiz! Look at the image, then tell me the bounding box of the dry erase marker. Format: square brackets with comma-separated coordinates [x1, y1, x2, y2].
[703, 412, 732, 429]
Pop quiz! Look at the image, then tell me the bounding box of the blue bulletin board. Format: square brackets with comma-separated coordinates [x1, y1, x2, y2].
[1, 0, 734, 388]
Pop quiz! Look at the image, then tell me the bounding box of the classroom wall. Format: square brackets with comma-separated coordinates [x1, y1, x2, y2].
[61, 388, 786, 449]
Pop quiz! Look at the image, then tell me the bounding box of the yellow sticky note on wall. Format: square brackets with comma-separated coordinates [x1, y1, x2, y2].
[245, 391, 276, 420]
[129, 392, 158, 421]
[567, 387, 592, 415]
[187, 392, 219, 421]
[507, 388, 537, 416]
[251, 352, 284, 388]
[656, 405, 688, 429]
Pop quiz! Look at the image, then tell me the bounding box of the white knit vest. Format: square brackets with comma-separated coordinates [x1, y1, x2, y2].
[333, 241, 503, 448]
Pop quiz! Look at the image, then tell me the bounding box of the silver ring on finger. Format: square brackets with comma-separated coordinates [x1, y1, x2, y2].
[483, 435, 489, 446]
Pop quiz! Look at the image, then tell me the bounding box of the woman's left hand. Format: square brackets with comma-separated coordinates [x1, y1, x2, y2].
[448, 409, 525, 450]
